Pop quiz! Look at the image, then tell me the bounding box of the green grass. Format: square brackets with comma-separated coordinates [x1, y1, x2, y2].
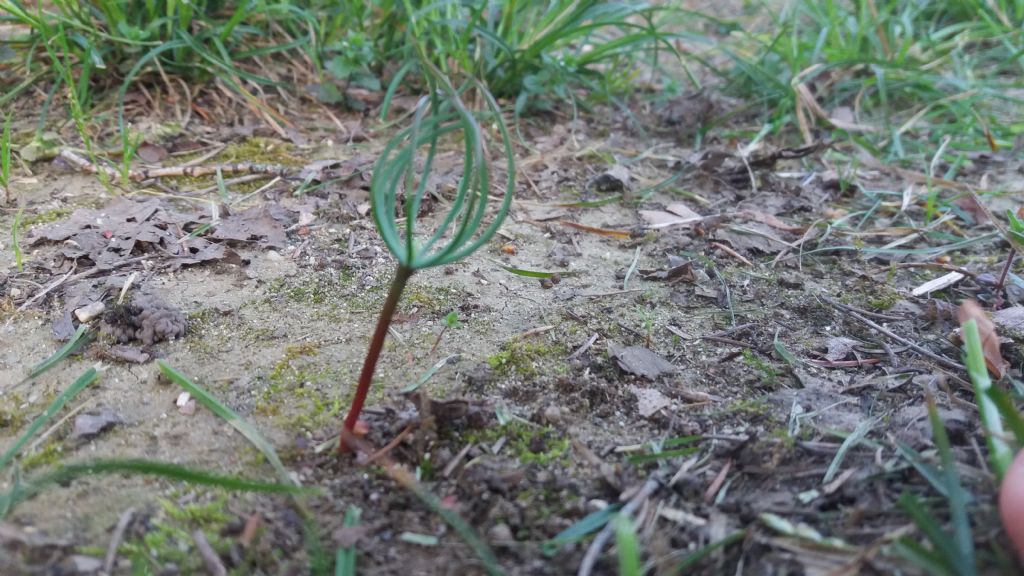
[721, 0, 1024, 158]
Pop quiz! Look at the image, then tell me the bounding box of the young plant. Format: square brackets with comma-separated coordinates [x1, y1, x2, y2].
[339, 70, 514, 453]
[1, 111, 10, 204]
[429, 310, 461, 355]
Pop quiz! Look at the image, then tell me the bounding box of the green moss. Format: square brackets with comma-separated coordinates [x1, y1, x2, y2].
[741, 349, 778, 387]
[253, 343, 348, 433]
[21, 441, 63, 471]
[400, 284, 460, 317]
[21, 207, 73, 228]
[463, 421, 570, 466]
[119, 493, 235, 574]
[0, 393, 27, 431]
[487, 338, 567, 377]
[220, 137, 302, 165]
[867, 290, 899, 311]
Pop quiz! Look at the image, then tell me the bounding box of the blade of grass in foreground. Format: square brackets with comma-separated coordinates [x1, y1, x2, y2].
[157, 361, 330, 573]
[335, 506, 361, 576]
[1, 458, 306, 513]
[157, 361, 295, 486]
[0, 367, 99, 470]
[27, 325, 94, 380]
[614, 515, 641, 576]
[671, 530, 746, 574]
[961, 319, 1013, 478]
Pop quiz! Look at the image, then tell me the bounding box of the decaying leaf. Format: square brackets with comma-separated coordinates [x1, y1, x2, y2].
[639, 203, 702, 229]
[958, 299, 1008, 378]
[630, 386, 671, 418]
[70, 406, 122, 442]
[824, 337, 858, 362]
[608, 342, 676, 379]
[639, 258, 694, 283]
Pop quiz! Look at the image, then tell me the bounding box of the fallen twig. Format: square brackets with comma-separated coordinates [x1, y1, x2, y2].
[820, 295, 964, 371]
[59, 148, 292, 183]
[577, 474, 662, 576]
[192, 529, 228, 576]
[103, 507, 135, 574]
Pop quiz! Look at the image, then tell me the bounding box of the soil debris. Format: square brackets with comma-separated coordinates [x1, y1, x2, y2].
[102, 294, 187, 346]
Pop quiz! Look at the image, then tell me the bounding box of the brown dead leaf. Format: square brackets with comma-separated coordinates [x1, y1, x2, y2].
[640, 203, 702, 229]
[737, 210, 806, 234]
[137, 142, 169, 163]
[958, 299, 1007, 378]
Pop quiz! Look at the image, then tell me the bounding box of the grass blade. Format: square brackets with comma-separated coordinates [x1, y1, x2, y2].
[27, 325, 94, 379]
[542, 504, 622, 556]
[614, 514, 641, 576]
[961, 319, 1013, 478]
[1, 458, 307, 513]
[335, 506, 361, 576]
[672, 530, 746, 574]
[926, 397, 976, 575]
[823, 417, 878, 484]
[157, 361, 295, 487]
[0, 367, 99, 470]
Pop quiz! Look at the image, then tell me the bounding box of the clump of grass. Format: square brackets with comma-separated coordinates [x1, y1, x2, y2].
[723, 0, 1024, 158]
[361, 0, 683, 116]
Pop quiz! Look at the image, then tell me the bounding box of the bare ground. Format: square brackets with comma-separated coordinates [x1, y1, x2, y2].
[1, 97, 1022, 575]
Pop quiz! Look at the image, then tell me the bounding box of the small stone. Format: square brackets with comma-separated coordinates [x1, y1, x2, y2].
[9, 287, 22, 298]
[265, 250, 283, 261]
[488, 523, 513, 543]
[60, 555, 103, 574]
[539, 278, 554, 289]
[542, 405, 562, 425]
[75, 301, 106, 323]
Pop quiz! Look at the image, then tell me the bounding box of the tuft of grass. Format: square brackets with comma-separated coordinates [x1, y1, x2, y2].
[895, 398, 976, 576]
[723, 0, 1024, 158]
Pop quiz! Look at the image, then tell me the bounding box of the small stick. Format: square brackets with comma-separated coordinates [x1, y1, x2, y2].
[566, 333, 599, 361]
[710, 241, 753, 266]
[582, 288, 645, 298]
[364, 424, 414, 465]
[59, 148, 293, 182]
[820, 295, 964, 371]
[577, 474, 661, 576]
[104, 507, 136, 573]
[192, 530, 228, 576]
[703, 458, 733, 504]
[519, 325, 555, 338]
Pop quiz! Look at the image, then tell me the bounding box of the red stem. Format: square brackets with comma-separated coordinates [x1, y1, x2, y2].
[339, 265, 414, 454]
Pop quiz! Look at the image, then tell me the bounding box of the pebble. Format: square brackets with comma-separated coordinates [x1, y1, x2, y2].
[488, 523, 513, 542]
[74, 301, 106, 323]
[542, 405, 562, 425]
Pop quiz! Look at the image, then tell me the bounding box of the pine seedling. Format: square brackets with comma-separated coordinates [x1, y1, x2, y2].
[339, 70, 514, 454]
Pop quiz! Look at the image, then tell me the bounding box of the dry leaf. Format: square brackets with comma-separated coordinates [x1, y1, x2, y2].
[631, 386, 671, 418]
[958, 299, 1007, 378]
[608, 343, 676, 379]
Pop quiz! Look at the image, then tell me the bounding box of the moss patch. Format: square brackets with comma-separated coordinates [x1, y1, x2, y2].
[487, 338, 568, 377]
